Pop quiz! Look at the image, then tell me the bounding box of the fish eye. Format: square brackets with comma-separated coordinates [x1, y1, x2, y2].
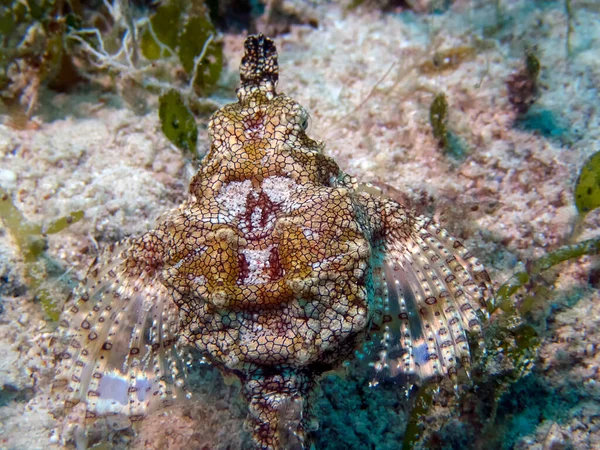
[300, 115, 309, 131]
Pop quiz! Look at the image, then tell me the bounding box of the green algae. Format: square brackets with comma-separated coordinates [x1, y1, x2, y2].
[0, 188, 83, 321]
[0, 0, 79, 118]
[494, 237, 600, 315]
[44, 210, 85, 235]
[0, 0, 223, 118]
[532, 238, 600, 273]
[574, 150, 600, 217]
[428, 93, 466, 160]
[402, 384, 436, 450]
[141, 2, 181, 60]
[0, 188, 45, 263]
[525, 51, 540, 80]
[429, 93, 448, 149]
[178, 14, 222, 93]
[139, 1, 223, 94]
[420, 46, 477, 74]
[496, 321, 540, 378]
[159, 89, 198, 155]
[565, 0, 574, 56]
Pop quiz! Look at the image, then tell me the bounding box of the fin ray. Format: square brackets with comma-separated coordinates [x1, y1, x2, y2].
[371, 211, 493, 380]
[53, 238, 189, 422]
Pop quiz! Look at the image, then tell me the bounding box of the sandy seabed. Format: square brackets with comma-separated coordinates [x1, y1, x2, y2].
[1, 1, 599, 449]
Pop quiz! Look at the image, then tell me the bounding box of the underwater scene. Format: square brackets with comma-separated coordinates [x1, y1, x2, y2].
[1, 0, 599, 449]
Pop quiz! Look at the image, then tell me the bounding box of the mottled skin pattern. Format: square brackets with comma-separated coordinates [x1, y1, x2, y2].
[54, 35, 494, 450]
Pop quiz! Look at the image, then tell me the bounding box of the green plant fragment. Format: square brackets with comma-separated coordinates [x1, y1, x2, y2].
[430, 93, 448, 149]
[26, 0, 45, 21]
[518, 284, 552, 315]
[37, 284, 61, 322]
[150, 2, 181, 50]
[420, 46, 476, 74]
[526, 51, 540, 79]
[0, 188, 44, 262]
[1, 188, 82, 322]
[159, 89, 198, 154]
[141, 30, 161, 61]
[26, 259, 62, 322]
[532, 237, 600, 273]
[495, 270, 530, 313]
[494, 237, 600, 314]
[488, 318, 540, 379]
[0, 0, 71, 117]
[574, 150, 600, 216]
[65, 13, 82, 32]
[565, 0, 574, 56]
[402, 384, 435, 450]
[0, 8, 17, 36]
[508, 324, 540, 374]
[40, 32, 64, 79]
[178, 15, 222, 92]
[347, 0, 365, 9]
[141, 2, 182, 60]
[44, 210, 84, 234]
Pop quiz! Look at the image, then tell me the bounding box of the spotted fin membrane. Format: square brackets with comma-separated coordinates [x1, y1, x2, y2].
[53, 239, 190, 425]
[368, 206, 492, 381]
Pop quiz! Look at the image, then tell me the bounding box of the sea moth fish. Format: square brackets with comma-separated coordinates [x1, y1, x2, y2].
[54, 34, 493, 450]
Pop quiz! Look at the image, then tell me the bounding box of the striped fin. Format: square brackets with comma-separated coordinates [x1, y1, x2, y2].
[53, 237, 189, 424]
[371, 209, 493, 380]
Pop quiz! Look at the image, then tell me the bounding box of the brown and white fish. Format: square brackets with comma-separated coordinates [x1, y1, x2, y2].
[53, 34, 494, 450]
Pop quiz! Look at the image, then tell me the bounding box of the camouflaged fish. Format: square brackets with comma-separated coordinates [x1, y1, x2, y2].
[54, 34, 494, 449]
